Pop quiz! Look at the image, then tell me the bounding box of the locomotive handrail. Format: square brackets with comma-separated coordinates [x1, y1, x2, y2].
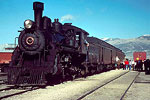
[15, 37, 19, 47]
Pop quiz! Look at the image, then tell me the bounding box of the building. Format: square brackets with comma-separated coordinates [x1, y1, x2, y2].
[0, 52, 12, 63]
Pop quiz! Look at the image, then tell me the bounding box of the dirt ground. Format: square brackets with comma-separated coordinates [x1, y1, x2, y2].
[2, 70, 150, 100]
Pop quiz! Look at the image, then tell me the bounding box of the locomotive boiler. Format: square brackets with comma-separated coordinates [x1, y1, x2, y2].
[7, 2, 125, 86]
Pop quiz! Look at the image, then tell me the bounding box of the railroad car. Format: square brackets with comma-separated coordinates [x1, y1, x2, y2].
[6, 2, 125, 86]
[133, 52, 146, 61]
[0, 52, 12, 72]
[87, 37, 125, 71]
[133, 52, 146, 71]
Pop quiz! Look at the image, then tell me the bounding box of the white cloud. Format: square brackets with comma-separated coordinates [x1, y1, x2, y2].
[143, 34, 150, 36]
[86, 8, 93, 15]
[101, 37, 109, 41]
[60, 14, 74, 22]
[100, 7, 108, 13]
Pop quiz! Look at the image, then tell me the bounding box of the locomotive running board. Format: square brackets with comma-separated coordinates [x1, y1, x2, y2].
[7, 67, 47, 86]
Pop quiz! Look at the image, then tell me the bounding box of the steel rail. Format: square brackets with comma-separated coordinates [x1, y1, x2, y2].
[77, 71, 130, 100]
[0, 87, 40, 100]
[120, 72, 140, 100]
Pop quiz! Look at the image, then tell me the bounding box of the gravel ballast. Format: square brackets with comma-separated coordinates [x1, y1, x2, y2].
[123, 72, 150, 100]
[81, 71, 139, 100]
[4, 70, 129, 100]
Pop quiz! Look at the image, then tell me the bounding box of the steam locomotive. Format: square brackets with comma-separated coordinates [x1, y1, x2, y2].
[7, 2, 125, 86]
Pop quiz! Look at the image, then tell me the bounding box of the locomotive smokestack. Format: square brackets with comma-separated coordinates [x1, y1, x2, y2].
[33, 2, 44, 29]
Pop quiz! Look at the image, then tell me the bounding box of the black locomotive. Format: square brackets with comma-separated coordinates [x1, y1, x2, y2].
[7, 2, 125, 86]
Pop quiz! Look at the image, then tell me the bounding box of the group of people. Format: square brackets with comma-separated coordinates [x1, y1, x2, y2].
[121, 58, 150, 74]
[115, 56, 150, 74]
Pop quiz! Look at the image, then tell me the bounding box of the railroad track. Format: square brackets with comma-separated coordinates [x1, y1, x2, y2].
[0, 71, 140, 100]
[0, 72, 7, 85]
[0, 72, 44, 100]
[0, 73, 7, 77]
[0, 83, 5, 85]
[0, 86, 40, 100]
[0, 81, 5, 85]
[77, 71, 140, 100]
[120, 72, 140, 100]
[0, 86, 17, 92]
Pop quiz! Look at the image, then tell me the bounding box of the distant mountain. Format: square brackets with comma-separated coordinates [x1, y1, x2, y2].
[102, 38, 121, 42]
[101, 35, 150, 59]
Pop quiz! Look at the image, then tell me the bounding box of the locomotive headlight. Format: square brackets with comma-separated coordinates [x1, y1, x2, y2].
[24, 20, 33, 29]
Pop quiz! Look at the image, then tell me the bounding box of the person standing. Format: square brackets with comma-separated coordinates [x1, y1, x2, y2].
[132, 60, 135, 70]
[123, 61, 125, 70]
[117, 60, 121, 69]
[115, 56, 120, 69]
[144, 59, 150, 74]
[129, 60, 132, 70]
[124, 59, 129, 70]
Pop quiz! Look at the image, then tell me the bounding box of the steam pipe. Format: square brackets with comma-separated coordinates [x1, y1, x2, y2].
[33, 2, 44, 29]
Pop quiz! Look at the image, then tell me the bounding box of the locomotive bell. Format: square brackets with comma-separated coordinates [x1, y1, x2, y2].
[33, 2, 44, 29]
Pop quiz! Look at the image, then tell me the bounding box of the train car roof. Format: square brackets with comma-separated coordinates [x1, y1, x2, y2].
[63, 23, 89, 35]
[87, 37, 124, 52]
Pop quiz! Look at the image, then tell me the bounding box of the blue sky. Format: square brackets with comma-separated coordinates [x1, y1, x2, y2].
[0, 0, 149, 44]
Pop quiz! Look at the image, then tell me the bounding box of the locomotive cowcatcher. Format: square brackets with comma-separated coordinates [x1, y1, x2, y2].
[6, 2, 125, 86]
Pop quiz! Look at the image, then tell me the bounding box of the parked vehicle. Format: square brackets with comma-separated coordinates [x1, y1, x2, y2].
[0, 52, 12, 72]
[133, 52, 146, 61]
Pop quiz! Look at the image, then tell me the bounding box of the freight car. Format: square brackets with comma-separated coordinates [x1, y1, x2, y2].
[6, 2, 125, 86]
[0, 52, 12, 72]
[133, 52, 146, 71]
[133, 52, 146, 61]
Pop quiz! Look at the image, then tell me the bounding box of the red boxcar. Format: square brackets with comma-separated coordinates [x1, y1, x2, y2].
[0, 52, 12, 64]
[133, 52, 146, 61]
